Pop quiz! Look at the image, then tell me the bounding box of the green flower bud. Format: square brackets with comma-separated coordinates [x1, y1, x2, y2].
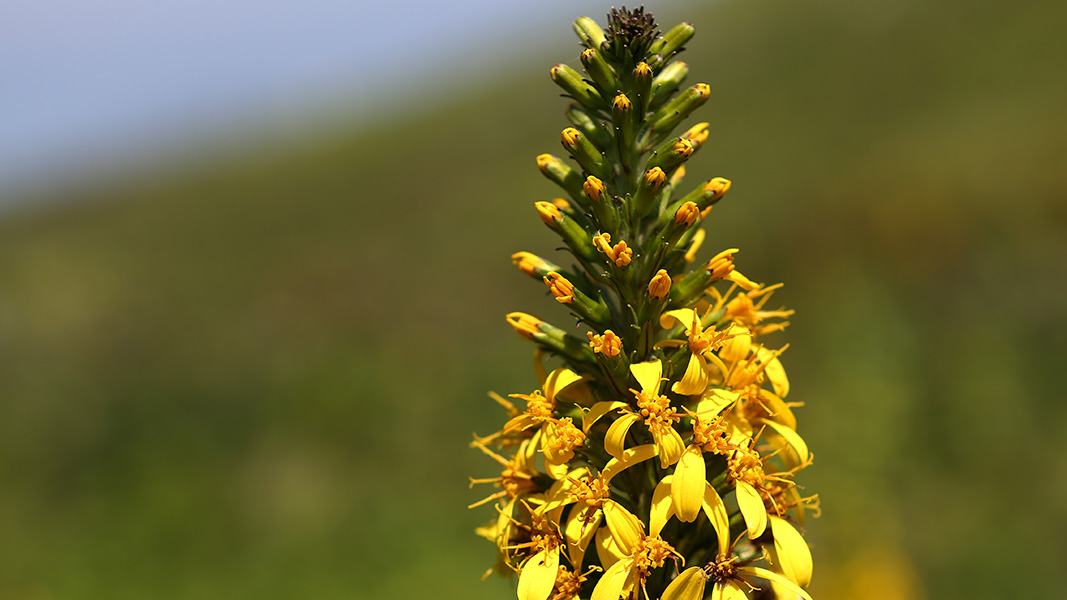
[648, 22, 695, 67]
[550, 64, 607, 111]
[561, 127, 611, 180]
[536, 153, 588, 207]
[580, 48, 618, 95]
[573, 16, 607, 50]
[649, 61, 689, 110]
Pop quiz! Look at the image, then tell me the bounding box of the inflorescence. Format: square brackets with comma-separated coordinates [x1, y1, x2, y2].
[472, 8, 819, 600]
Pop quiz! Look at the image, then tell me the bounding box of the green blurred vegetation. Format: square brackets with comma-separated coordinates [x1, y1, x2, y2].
[1, 0, 1064, 598]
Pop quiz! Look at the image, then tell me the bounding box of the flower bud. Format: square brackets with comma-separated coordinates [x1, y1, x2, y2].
[648, 83, 711, 140]
[566, 104, 613, 149]
[551, 64, 607, 111]
[633, 62, 653, 112]
[584, 176, 606, 201]
[682, 122, 710, 149]
[705, 177, 731, 202]
[705, 248, 739, 281]
[544, 272, 576, 304]
[588, 330, 623, 358]
[648, 22, 695, 67]
[647, 137, 694, 173]
[535, 201, 563, 227]
[560, 127, 611, 180]
[545, 272, 611, 324]
[573, 16, 607, 50]
[648, 269, 672, 300]
[580, 48, 618, 94]
[536, 153, 586, 206]
[674, 201, 700, 227]
[631, 167, 667, 219]
[649, 61, 689, 109]
[511, 252, 560, 278]
[592, 232, 633, 268]
[506, 312, 545, 340]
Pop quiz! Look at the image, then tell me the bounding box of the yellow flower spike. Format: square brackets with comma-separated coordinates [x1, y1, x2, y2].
[671, 444, 706, 522]
[535, 201, 562, 227]
[507, 312, 546, 339]
[662, 567, 707, 600]
[543, 272, 575, 304]
[648, 269, 672, 299]
[769, 515, 813, 588]
[588, 329, 623, 357]
[674, 201, 700, 227]
[583, 175, 606, 201]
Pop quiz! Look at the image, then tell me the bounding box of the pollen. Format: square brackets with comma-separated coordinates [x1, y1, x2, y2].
[588, 329, 623, 357]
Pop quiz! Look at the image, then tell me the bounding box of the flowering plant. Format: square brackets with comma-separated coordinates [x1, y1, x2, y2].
[472, 8, 818, 600]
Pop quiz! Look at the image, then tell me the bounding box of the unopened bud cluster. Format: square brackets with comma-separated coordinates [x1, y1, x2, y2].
[472, 8, 818, 600]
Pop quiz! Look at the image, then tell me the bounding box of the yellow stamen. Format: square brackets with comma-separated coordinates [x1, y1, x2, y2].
[535, 201, 562, 226]
[544, 272, 575, 304]
[674, 201, 700, 227]
[587, 329, 622, 357]
[648, 269, 672, 299]
[506, 312, 544, 339]
[583, 176, 606, 201]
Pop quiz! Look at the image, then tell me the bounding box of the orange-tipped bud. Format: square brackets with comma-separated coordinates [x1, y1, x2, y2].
[543, 272, 576, 304]
[704, 177, 732, 200]
[644, 167, 667, 189]
[648, 269, 672, 300]
[584, 176, 606, 201]
[536, 153, 557, 173]
[635, 62, 652, 78]
[552, 197, 572, 211]
[506, 312, 544, 339]
[588, 330, 623, 358]
[561, 127, 582, 150]
[675, 202, 700, 227]
[706, 248, 740, 280]
[511, 252, 551, 276]
[683, 122, 710, 148]
[672, 138, 695, 159]
[613, 93, 632, 111]
[535, 201, 562, 226]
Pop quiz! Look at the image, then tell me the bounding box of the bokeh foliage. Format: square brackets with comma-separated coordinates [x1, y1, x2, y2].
[0, 0, 1064, 598]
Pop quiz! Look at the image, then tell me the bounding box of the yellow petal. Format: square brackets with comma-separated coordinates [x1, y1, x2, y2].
[755, 347, 789, 398]
[737, 566, 813, 600]
[671, 353, 711, 396]
[591, 558, 634, 600]
[650, 475, 675, 537]
[595, 525, 625, 570]
[696, 388, 739, 415]
[630, 360, 663, 394]
[517, 546, 559, 600]
[701, 483, 730, 556]
[602, 500, 644, 555]
[770, 516, 813, 588]
[659, 308, 697, 330]
[725, 270, 759, 291]
[565, 504, 602, 571]
[703, 351, 729, 383]
[662, 567, 707, 600]
[602, 444, 658, 484]
[541, 467, 588, 514]
[761, 419, 809, 466]
[584, 401, 628, 432]
[672, 445, 706, 522]
[545, 368, 583, 402]
[544, 458, 568, 480]
[654, 424, 686, 468]
[719, 325, 751, 362]
[605, 413, 641, 460]
[724, 413, 753, 445]
[736, 480, 768, 539]
[758, 388, 796, 430]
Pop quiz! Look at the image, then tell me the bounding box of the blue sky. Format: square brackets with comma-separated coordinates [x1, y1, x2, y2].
[1, 0, 692, 198]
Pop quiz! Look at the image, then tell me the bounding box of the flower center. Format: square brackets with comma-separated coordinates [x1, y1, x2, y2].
[635, 390, 681, 434]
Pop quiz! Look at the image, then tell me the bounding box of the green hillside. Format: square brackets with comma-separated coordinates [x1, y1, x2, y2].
[0, 1, 1064, 598]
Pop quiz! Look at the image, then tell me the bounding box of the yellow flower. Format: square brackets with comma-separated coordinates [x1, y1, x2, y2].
[588, 329, 623, 357]
[648, 269, 672, 299]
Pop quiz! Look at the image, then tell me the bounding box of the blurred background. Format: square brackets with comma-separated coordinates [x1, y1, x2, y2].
[1, 0, 1064, 598]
